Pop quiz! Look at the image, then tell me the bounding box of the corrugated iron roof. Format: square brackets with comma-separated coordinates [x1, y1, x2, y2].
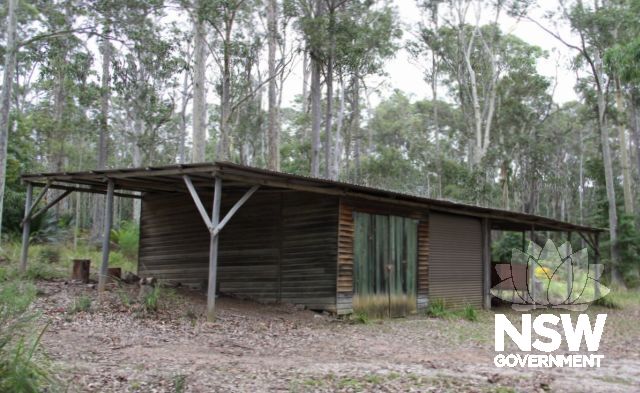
[21, 160, 604, 233]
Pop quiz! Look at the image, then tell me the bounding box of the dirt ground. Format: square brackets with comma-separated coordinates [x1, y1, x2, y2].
[33, 279, 640, 393]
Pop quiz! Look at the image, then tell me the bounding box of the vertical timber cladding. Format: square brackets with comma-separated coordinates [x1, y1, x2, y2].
[337, 198, 428, 315]
[139, 190, 281, 299]
[139, 190, 339, 312]
[428, 212, 483, 308]
[280, 192, 339, 312]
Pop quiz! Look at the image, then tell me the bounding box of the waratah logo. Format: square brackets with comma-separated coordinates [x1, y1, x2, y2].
[490, 240, 609, 311]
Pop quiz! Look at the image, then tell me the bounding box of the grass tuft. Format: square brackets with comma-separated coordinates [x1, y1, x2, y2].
[594, 295, 622, 309]
[351, 310, 370, 324]
[425, 298, 448, 318]
[69, 295, 92, 314]
[143, 286, 161, 313]
[460, 305, 478, 321]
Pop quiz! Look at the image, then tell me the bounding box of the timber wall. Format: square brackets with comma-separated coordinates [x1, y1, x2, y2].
[138, 190, 338, 311]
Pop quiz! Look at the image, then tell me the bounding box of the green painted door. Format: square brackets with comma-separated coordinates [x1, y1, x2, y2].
[353, 212, 418, 317]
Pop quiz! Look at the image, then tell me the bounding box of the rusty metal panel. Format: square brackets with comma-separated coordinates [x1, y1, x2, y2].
[428, 212, 483, 308]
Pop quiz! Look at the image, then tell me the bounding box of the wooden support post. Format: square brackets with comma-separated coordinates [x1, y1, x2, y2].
[567, 231, 573, 300]
[19, 183, 33, 273]
[594, 232, 601, 299]
[522, 231, 526, 253]
[207, 177, 222, 321]
[98, 180, 115, 292]
[529, 225, 536, 307]
[482, 218, 492, 309]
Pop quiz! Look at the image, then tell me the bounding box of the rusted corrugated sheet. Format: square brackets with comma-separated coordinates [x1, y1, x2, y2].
[428, 212, 483, 308]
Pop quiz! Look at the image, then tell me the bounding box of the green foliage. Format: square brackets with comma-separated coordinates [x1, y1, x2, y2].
[460, 305, 478, 322]
[143, 286, 161, 313]
[425, 298, 447, 318]
[23, 261, 63, 281]
[173, 374, 186, 393]
[69, 295, 92, 314]
[0, 280, 57, 392]
[593, 294, 622, 310]
[351, 311, 370, 325]
[37, 246, 61, 264]
[618, 214, 640, 288]
[492, 232, 525, 262]
[117, 287, 131, 308]
[111, 221, 140, 259]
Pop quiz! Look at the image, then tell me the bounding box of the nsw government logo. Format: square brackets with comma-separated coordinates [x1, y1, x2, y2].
[491, 240, 608, 368]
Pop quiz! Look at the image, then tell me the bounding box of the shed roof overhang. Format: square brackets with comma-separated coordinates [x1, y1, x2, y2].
[21, 161, 604, 234]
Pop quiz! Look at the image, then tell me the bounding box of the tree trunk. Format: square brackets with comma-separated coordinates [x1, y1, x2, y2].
[615, 78, 634, 215]
[192, 6, 207, 163]
[98, 35, 111, 169]
[310, 56, 322, 177]
[267, 0, 279, 171]
[331, 78, 345, 180]
[219, 24, 233, 161]
[92, 32, 112, 242]
[323, 3, 336, 179]
[302, 49, 310, 115]
[352, 76, 360, 181]
[178, 68, 190, 164]
[629, 89, 640, 177]
[431, 2, 442, 198]
[595, 56, 623, 287]
[309, 0, 323, 178]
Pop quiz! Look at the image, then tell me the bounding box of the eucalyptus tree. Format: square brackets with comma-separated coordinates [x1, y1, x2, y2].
[414, 0, 508, 167]
[267, 0, 279, 170]
[199, 0, 261, 161]
[0, 0, 18, 239]
[528, 0, 625, 285]
[334, 0, 401, 180]
[296, 0, 400, 179]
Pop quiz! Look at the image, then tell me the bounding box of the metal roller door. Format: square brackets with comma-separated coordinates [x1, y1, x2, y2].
[428, 212, 483, 308]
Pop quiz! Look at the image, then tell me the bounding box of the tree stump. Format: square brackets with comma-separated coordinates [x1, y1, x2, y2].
[71, 259, 91, 283]
[108, 267, 122, 281]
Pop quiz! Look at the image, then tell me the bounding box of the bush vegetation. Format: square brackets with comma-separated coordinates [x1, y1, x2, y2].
[0, 280, 58, 392]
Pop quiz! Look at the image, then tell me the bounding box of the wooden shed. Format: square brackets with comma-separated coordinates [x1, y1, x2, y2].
[20, 162, 603, 319]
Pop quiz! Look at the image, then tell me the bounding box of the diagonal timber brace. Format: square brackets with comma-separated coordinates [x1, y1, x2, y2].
[183, 175, 259, 235]
[28, 190, 73, 223]
[212, 185, 259, 237]
[183, 175, 213, 230]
